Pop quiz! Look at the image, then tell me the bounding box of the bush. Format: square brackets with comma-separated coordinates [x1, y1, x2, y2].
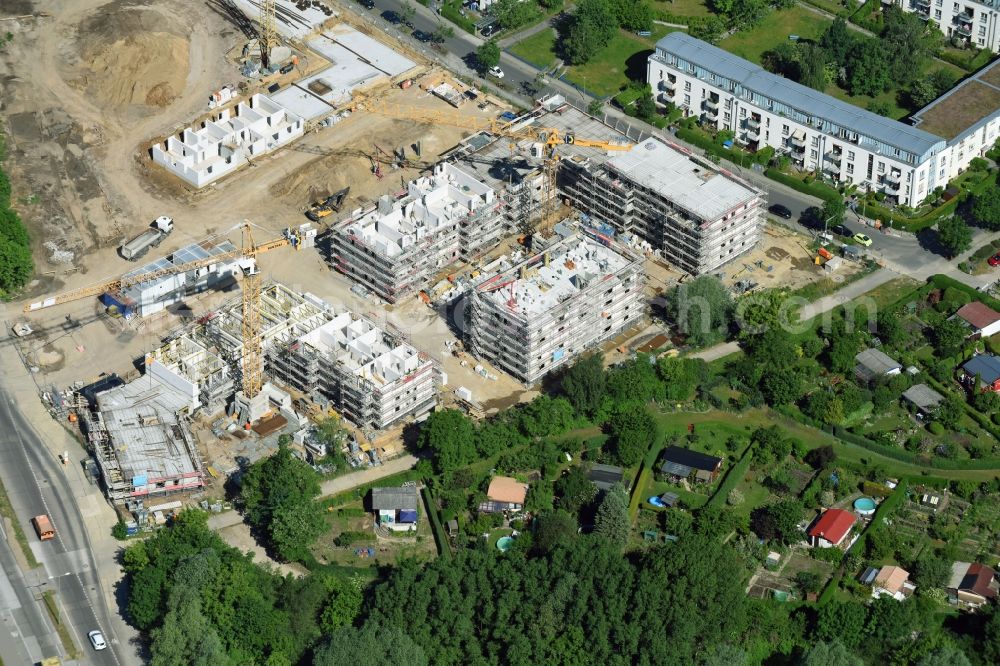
[764, 168, 841, 203]
[334, 530, 376, 546]
[927, 421, 945, 435]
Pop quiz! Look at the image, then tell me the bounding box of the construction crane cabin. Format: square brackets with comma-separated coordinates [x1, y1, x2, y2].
[24, 222, 305, 426]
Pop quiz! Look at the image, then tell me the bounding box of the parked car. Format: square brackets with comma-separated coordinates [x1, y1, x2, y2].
[831, 224, 851, 237]
[381, 10, 400, 23]
[488, 66, 505, 79]
[89, 630, 107, 651]
[852, 233, 873, 247]
[481, 22, 499, 37]
[768, 203, 792, 219]
[412, 29, 432, 42]
[989, 253, 1000, 267]
[358, 0, 374, 8]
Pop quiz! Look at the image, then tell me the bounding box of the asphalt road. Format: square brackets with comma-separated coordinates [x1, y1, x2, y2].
[0, 390, 123, 666]
[0, 519, 62, 665]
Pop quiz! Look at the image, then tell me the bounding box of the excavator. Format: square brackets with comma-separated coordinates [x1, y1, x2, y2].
[305, 186, 351, 221]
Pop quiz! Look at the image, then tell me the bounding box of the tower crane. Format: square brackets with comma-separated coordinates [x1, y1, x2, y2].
[23, 222, 303, 412]
[258, 0, 277, 70]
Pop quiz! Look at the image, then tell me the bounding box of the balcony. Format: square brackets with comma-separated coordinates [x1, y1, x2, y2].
[703, 98, 719, 111]
[885, 170, 901, 184]
[658, 79, 676, 93]
[746, 116, 761, 130]
[790, 133, 806, 151]
[913, 0, 930, 6]
[957, 12, 973, 24]
[954, 23, 973, 37]
[826, 151, 842, 164]
[745, 128, 760, 142]
[657, 92, 673, 105]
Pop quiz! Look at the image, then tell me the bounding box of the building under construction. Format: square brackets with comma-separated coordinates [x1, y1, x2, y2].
[468, 231, 645, 385]
[145, 282, 437, 430]
[560, 137, 764, 275]
[83, 375, 205, 506]
[329, 163, 503, 302]
[449, 98, 765, 276]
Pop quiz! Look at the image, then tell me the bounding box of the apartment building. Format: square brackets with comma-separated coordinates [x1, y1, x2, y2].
[467, 232, 645, 385]
[886, 0, 1000, 51]
[561, 137, 764, 275]
[330, 163, 503, 302]
[649, 33, 958, 207]
[269, 312, 436, 429]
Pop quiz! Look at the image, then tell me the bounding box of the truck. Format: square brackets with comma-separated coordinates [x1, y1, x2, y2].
[120, 216, 174, 261]
[32, 514, 55, 541]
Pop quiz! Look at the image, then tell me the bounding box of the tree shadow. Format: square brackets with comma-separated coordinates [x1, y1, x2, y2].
[625, 50, 654, 85]
[915, 227, 950, 258]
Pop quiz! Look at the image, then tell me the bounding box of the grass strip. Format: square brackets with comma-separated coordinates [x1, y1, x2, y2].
[0, 478, 40, 569]
[41, 590, 81, 660]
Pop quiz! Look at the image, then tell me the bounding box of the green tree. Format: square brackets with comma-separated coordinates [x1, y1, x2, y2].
[636, 93, 656, 120]
[937, 216, 972, 258]
[657, 357, 704, 402]
[736, 288, 794, 335]
[846, 41, 892, 97]
[560, 352, 605, 417]
[935, 396, 964, 430]
[751, 425, 792, 465]
[561, 0, 617, 65]
[494, 0, 541, 30]
[319, 575, 364, 632]
[820, 17, 856, 67]
[801, 639, 863, 666]
[815, 601, 867, 648]
[399, 1, 416, 25]
[554, 465, 598, 515]
[917, 647, 971, 666]
[593, 483, 630, 545]
[667, 274, 733, 346]
[822, 197, 847, 227]
[867, 100, 892, 117]
[797, 43, 828, 91]
[418, 409, 475, 473]
[606, 405, 657, 466]
[476, 40, 501, 70]
[913, 551, 951, 589]
[750, 499, 802, 543]
[610, 0, 653, 31]
[761, 368, 803, 405]
[587, 98, 604, 116]
[727, 0, 769, 31]
[908, 78, 939, 110]
[606, 356, 662, 406]
[972, 186, 1000, 230]
[313, 626, 428, 666]
[0, 235, 33, 295]
[532, 510, 578, 553]
[689, 15, 726, 43]
[932, 317, 967, 357]
[700, 644, 747, 666]
[150, 587, 229, 666]
[240, 441, 323, 561]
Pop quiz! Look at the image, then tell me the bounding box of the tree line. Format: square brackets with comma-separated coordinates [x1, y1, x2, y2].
[0, 140, 33, 296]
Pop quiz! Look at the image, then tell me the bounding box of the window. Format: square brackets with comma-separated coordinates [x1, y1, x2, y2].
[981, 25, 987, 35]
[683, 94, 691, 105]
[847, 163, 854, 174]
[684, 81, 692, 91]
[982, 12, 988, 21]
[723, 112, 731, 122]
[810, 149, 818, 159]
[935, 9, 942, 18]
[782, 124, 789, 136]
[979, 38, 985, 45]
[847, 151, 856, 160]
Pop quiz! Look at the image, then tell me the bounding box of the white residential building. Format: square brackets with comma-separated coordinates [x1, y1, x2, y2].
[649, 33, 1000, 208]
[885, 0, 1000, 51]
[151, 94, 304, 188]
[468, 232, 645, 385]
[330, 163, 503, 302]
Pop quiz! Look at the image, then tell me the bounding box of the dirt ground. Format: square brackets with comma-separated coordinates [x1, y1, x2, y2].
[718, 222, 860, 292]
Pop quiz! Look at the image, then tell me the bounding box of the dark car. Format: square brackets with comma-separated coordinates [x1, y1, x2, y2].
[412, 29, 432, 42]
[831, 224, 851, 237]
[381, 10, 400, 23]
[768, 203, 793, 219]
[358, 0, 374, 8]
[481, 22, 499, 37]
[989, 253, 1000, 267]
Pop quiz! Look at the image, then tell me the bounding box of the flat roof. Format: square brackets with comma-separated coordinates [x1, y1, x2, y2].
[477, 234, 635, 317]
[325, 28, 416, 77]
[95, 377, 200, 483]
[913, 57, 1000, 141]
[294, 55, 383, 106]
[269, 85, 335, 121]
[606, 138, 758, 220]
[654, 32, 945, 158]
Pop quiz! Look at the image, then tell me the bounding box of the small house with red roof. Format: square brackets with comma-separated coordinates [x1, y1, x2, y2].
[948, 562, 999, 608]
[808, 508, 857, 549]
[955, 302, 1000, 339]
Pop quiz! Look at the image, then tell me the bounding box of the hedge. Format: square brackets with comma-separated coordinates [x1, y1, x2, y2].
[764, 168, 841, 203]
[441, 3, 476, 34]
[705, 447, 753, 509]
[928, 274, 1000, 312]
[421, 486, 452, 559]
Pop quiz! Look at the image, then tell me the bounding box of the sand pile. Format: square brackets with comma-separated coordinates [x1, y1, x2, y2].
[72, 3, 189, 111]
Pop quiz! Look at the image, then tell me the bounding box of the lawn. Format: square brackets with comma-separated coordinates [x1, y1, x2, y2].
[509, 27, 681, 97]
[719, 6, 831, 65]
[652, 0, 715, 18]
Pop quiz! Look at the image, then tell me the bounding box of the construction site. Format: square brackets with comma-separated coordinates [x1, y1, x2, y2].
[0, 0, 855, 515]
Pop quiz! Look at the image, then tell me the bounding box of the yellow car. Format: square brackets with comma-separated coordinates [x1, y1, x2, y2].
[852, 233, 873, 247]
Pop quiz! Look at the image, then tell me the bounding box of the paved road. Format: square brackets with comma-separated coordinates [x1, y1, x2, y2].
[0, 390, 124, 666]
[0, 518, 62, 665]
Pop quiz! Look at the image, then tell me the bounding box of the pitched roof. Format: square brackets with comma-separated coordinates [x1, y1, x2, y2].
[874, 566, 910, 595]
[902, 383, 945, 411]
[652, 33, 946, 159]
[963, 355, 1000, 385]
[808, 509, 856, 545]
[855, 348, 902, 378]
[487, 476, 529, 505]
[960, 563, 998, 599]
[588, 464, 625, 491]
[370, 486, 419, 511]
[660, 446, 721, 473]
[956, 302, 1000, 330]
